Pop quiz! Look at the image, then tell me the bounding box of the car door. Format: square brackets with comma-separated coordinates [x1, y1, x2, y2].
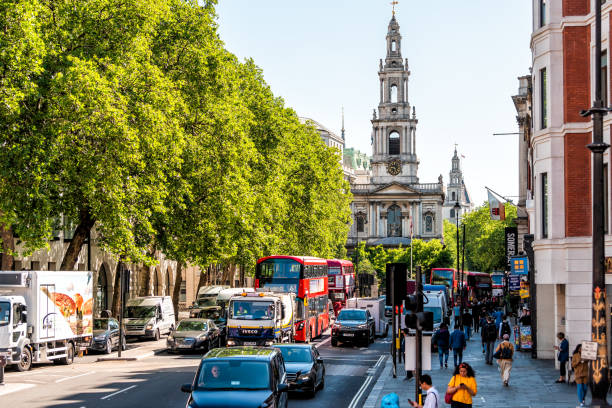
[311, 346, 322, 384]
[208, 321, 218, 346]
[109, 319, 119, 348]
[275, 355, 288, 407]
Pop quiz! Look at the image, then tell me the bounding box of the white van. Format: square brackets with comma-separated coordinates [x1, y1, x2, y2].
[423, 291, 448, 332]
[124, 296, 175, 340]
[216, 288, 254, 312]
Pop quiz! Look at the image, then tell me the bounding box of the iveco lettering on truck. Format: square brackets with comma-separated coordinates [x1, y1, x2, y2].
[0, 270, 94, 371]
[226, 292, 295, 346]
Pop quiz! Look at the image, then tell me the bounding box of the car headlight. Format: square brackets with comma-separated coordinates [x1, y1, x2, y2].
[357, 324, 368, 329]
[298, 373, 311, 381]
[264, 340, 274, 346]
[332, 323, 341, 329]
[226, 340, 236, 346]
[94, 335, 106, 341]
[146, 324, 153, 330]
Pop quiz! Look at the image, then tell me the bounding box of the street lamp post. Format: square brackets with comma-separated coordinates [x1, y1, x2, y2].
[454, 201, 461, 328]
[355, 212, 368, 295]
[581, 1, 610, 404]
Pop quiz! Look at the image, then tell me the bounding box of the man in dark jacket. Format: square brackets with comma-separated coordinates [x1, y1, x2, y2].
[483, 315, 498, 365]
[434, 322, 450, 368]
[450, 324, 466, 367]
[462, 309, 472, 340]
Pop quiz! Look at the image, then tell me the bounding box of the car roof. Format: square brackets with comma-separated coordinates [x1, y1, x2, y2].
[273, 343, 313, 349]
[339, 308, 366, 313]
[204, 347, 279, 361]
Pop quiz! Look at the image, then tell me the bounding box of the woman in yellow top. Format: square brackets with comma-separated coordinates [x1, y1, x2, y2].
[446, 362, 477, 408]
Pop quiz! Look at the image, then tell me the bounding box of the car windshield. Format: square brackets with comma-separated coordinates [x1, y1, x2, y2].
[279, 347, 312, 363]
[93, 319, 109, 330]
[197, 361, 270, 390]
[231, 300, 274, 320]
[337, 310, 366, 321]
[177, 321, 207, 331]
[200, 309, 226, 325]
[194, 297, 217, 308]
[125, 306, 156, 318]
[424, 306, 443, 324]
[0, 302, 9, 326]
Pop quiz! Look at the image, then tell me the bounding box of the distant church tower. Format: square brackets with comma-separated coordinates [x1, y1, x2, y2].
[370, 15, 418, 185]
[443, 147, 473, 224]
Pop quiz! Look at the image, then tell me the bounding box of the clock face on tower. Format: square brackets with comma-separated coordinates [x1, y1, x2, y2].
[386, 159, 402, 176]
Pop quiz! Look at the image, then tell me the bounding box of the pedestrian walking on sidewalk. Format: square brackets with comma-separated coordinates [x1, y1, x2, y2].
[409, 374, 440, 408]
[471, 302, 481, 334]
[553, 332, 569, 383]
[483, 316, 497, 365]
[478, 313, 487, 353]
[493, 334, 514, 386]
[433, 323, 450, 368]
[446, 362, 477, 408]
[498, 315, 512, 340]
[571, 344, 588, 406]
[493, 308, 503, 332]
[462, 309, 472, 340]
[450, 325, 466, 367]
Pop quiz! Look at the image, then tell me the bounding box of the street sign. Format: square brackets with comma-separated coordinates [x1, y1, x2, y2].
[519, 289, 529, 298]
[509, 275, 521, 291]
[511, 256, 529, 275]
[581, 341, 598, 361]
[505, 227, 518, 271]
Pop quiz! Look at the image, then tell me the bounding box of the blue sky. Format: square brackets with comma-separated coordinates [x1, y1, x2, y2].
[216, 1, 532, 206]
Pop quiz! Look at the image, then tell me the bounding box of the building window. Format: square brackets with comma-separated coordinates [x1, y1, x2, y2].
[391, 85, 398, 103]
[387, 205, 402, 237]
[96, 265, 108, 314]
[179, 280, 186, 303]
[389, 131, 400, 155]
[356, 212, 366, 233]
[391, 41, 397, 52]
[605, 163, 609, 234]
[540, 68, 547, 129]
[541, 173, 548, 238]
[539, 0, 546, 27]
[602, 51, 608, 107]
[450, 208, 455, 218]
[425, 215, 433, 233]
[452, 191, 456, 201]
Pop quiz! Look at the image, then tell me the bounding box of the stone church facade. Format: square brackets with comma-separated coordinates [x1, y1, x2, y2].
[346, 14, 444, 249]
[442, 148, 473, 225]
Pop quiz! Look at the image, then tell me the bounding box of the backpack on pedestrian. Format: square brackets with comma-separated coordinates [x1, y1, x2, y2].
[485, 322, 497, 341]
[501, 321, 511, 337]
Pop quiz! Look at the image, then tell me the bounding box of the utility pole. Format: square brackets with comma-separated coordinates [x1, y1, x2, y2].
[461, 224, 466, 308]
[415, 265, 423, 404]
[581, 0, 610, 405]
[118, 261, 124, 358]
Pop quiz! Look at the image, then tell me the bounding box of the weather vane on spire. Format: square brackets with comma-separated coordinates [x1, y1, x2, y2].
[391, 1, 399, 16]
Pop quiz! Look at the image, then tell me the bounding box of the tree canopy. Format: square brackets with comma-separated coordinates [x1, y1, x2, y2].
[0, 0, 351, 271]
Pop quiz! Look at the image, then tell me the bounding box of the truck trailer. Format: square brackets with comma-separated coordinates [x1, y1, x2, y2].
[0, 270, 94, 371]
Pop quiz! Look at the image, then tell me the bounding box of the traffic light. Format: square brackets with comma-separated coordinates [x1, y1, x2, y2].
[416, 311, 434, 332]
[385, 263, 407, 306]
[405, 311, 417, 329]
[405, 294, 418, 312]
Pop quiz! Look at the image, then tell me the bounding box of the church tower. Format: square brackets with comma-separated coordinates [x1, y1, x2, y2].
[370, 14, 418, 185]
[443, 147, 473, 224]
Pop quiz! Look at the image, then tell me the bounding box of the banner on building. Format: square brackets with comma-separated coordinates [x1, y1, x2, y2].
[509, 275, 521, 292]
[511, 256, 529, 275]
[488, 190, 506, 221]
[505, 227, 518, 271]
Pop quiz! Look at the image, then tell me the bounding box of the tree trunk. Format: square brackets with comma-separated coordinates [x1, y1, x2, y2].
[240, 264, 245, 287]
[111, 262, 122, 318]
[0, 223, 14, 270]
[172, 263, 183, 322]
[60, 208, 94, 270]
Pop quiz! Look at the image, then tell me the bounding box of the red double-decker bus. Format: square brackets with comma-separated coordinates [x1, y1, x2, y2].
[326, 259, 355, 316]
[255, 256, 330, 342]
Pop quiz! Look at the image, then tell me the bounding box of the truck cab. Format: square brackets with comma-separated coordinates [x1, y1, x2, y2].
[226, 292, 294, 347]
[0, 296, 28, 367]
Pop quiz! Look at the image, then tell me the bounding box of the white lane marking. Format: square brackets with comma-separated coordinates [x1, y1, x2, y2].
[314, 334, 332, 349]
[348, 375, 374, 408]
[24, 379, 47, 384]
[100, 385, 137, 400]
[321, 357, 379, 362]
[0, 383, 36, 396]
[373, 355, 385, 369]
[55, 371, 96, 383]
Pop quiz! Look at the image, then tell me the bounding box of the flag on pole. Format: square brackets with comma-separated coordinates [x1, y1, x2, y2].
[488, 190, 506, 221]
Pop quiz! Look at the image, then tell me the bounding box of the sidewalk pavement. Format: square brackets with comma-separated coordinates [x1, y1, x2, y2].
[364, 332, 581, 408]
[95, 338, 167, 362]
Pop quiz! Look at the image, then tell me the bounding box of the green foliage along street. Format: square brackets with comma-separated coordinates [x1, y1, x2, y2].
[0, 0, 351, 271]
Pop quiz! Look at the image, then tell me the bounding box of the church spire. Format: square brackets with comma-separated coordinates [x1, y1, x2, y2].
[341, 106, 345, 141]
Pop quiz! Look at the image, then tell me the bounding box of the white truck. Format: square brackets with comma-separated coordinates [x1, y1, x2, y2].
[123, 296, 175, 340]
[226, 292, 295, 347]
[0, 270, 94, 371]
[346, 297, 389, 337]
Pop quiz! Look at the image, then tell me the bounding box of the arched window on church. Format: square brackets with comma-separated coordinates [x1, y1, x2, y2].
[452, 191, 456, 201]
[387, 205, 402, 237]
[356, 212, 366, 233]
[391, 85, 398, 103]
[389, 131, 400, 155]
[96, 265, 108, 315]
[425, 215, 433, 233]
[450, 209, 455, 218]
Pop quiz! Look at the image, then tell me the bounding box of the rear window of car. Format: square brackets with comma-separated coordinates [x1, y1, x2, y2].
[197, 360, 270, 390]
[337, 310, 366, 321]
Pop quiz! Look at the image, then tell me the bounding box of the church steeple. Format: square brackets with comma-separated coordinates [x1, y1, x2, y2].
[370, 13, 418, 185]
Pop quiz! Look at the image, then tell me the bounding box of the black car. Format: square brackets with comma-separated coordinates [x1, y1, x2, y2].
[89, 318, 125, 354]
[331, 308, 375, 347]
[196, 306, 227, 346]
[167, 319, 221, 353]
[180, 347, 289, 408]
[273, 344, 324, 397]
